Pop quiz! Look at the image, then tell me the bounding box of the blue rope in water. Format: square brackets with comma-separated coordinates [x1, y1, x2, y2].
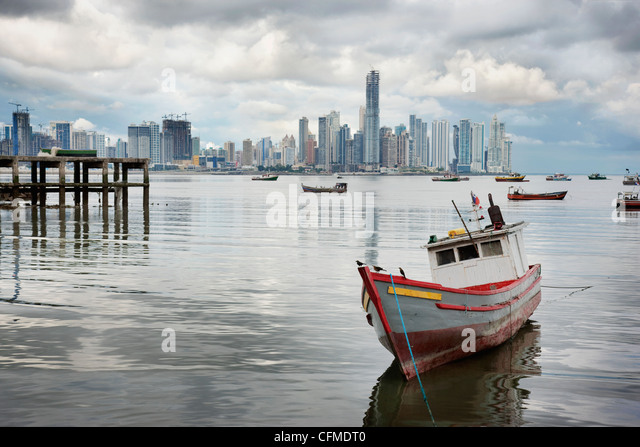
[389, 273, 436, 426]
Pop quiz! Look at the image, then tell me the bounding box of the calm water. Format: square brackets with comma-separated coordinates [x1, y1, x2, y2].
[0, 172, 638, 427]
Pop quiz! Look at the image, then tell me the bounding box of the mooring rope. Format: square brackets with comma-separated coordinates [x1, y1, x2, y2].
[389, 273, 437, 427]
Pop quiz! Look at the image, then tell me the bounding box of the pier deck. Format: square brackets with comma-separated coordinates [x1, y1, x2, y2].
[0, 155, 149, 209]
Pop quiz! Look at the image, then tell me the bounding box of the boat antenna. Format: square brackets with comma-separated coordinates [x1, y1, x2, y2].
[452, 200, 479, 256]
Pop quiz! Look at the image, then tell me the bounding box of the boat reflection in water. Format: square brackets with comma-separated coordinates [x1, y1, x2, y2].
[363, 320, 541, 427]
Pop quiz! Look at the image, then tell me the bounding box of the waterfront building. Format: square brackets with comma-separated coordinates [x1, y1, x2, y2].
[12, 110, 32, 156]
[50, 121, 72, 150]
[224, 141, 235, 165]
[128, 123, 151, 158]
[298, 117, 309, 164]
[364, 70, 380, 165]
[397, 129, 410, 167]
[471, 122, 485, 172]
[380, 129, 397, 168]
[162, 118, 192, 161]
[431, 119, 449, 171]
[242, 138, 253, 166]
[116, 138, 127, 158]
[458, 119, 472, 173]
[72, 129, 88, 150]
[148, 121, 160, 163]
[317, 115, 328, 168]
[306, 134, 316, 165]
[487, 114, 510, 173]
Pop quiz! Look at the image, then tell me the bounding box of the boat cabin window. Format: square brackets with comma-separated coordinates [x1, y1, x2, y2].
[435, 249, 456, 266]
[458, 244, 480, 261]
[481, 240, 503, 257]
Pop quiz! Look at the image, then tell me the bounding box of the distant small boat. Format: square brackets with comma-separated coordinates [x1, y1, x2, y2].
[546, 173, 571, 181]
[616, 191, 640, 210]
[588, 173, 607, 180]
[508, 186, 567, 200]
[623, 171, 639, 185]
[432, 173, 460, 182]
[252, 173, 279, 181]
[495, 173, 527, 182]
[301, 182, 347, 193]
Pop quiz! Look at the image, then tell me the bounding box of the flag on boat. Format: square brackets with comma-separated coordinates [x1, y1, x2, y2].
[471, 191, 480, 206]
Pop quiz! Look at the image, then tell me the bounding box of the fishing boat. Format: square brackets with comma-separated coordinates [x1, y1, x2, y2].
[432, 173, 460, 182]
[546, 173, 571, 181]
[357, 194, 541, 380]
[301, 182, 347, 193]
[252, 173, 279, 181]
[495, 173, 527, 182]
[623, 170, 639, 185]
[616, 191, 640, 210]
[588, 173, 607, 180]
[39, 148, 97, 157]
[507, 186, 567, 200]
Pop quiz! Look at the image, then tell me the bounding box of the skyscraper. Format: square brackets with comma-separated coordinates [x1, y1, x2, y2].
[471, 122, 485, 172]
[487, 114, 507, 173]
[128, 123, 151, 158]
[12, 110, 31, 156]
[364, 70, 380, 165]
[242, 138, 253, 166]
[298, 117, 308, 164]
[431, 120, 450, 170]
[50, 121, 72, 150]
[458, 119, 472, 172]
[162, 118, 192, 161]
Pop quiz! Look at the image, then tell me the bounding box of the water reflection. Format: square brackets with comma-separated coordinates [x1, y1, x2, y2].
[0, 204, 149, 306]
[363, 321, 542, 427]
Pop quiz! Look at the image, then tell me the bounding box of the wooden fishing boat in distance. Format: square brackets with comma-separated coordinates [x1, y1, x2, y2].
[546, 173, 571, 181]
[495, 173, 527, 182]
[588, 173, 607, 180]
[432, 173, 460, 182]
[357, 194, 541, 380]
[301, 182, 347, 193]
[616, 191, 640, 210]
[623, 172, 639, 185]
[507, 186, 567, 200]
[252, 173, 279, 181]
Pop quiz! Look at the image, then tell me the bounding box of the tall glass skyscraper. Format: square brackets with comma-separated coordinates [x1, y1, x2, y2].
[364, 70, 380, 165]
[298, 117, 308, 164]
[458, 118, 472, 172]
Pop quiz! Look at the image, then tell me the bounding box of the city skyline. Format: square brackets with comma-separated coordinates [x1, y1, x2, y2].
[0, 1, 639, 173]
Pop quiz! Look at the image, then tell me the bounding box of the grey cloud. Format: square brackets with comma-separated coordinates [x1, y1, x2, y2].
[110, 0, 391, 27]
[0, 0, 74, 18]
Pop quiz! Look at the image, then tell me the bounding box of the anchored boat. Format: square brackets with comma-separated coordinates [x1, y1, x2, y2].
[623, 170, 639, 185]
[252, 173, 279, 181]
[357, 194, 541, 380]
[507, 186, 567, 200]
[495, 173, 527, 182]
[301, 182, 347, 193]
[588, 173, 607, 180]
[546, 173, 571, 181]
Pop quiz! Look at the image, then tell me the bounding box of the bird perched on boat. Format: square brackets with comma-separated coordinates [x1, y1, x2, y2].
[356, 260, 365, 266]
[399, 267, 406, 279]
[373, 265, 386, 272]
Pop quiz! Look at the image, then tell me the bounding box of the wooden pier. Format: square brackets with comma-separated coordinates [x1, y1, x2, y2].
[0, 155, 149, 209]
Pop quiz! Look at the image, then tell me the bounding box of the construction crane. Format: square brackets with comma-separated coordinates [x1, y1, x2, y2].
[9, 101, 22, 113]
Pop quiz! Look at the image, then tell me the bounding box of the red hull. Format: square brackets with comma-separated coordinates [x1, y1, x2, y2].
[508, 191, 566, 200]
[358, 265, 541, 379]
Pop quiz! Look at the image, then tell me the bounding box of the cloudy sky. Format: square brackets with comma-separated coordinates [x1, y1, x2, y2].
[1, 0, 639, 173]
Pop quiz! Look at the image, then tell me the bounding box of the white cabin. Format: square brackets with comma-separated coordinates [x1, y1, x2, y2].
[425, 221, 530, 289]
